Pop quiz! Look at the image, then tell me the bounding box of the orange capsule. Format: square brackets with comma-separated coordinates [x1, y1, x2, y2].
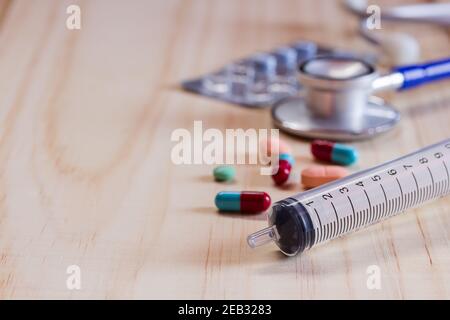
[301, 165, 349, 189]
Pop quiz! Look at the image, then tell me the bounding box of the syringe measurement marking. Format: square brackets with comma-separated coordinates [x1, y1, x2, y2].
[418, 181, 424, 205]
[332, 222, 336, 239]
[380, 184, 389, 218]
[422, 181, 428, 205]
[411, 172, 419, 207]
[408, 191, 413, 209]
[357, 199, 363, 230]
[395, 177, 403, 212]
[348, 214, 353, 234]
[347, 196, 357, 234]
[379, 185, 387, 220]
[374, 203, 379, 223]
[307, 143, 450, 245]
[372, 202, 378, 224]
[437, 180, 442, 199]
[442, 162, 449, 197]
[342, 216, 348, 235]
[330, 222, 335, 241]
[346, 197, 356, 236]
[366, 207, 371, 226]
[325, 222, 330, 241]
[443, 161, 449, 194]
[409, 190, 414, 208]
[342, 216, 350, 233]
[378, 201, 383, 222]
[363, 190, 372, 225]
[331, 221, 336, 240]
[427, 167, 436, 199]
[350, 207, 356, 233]
[331, 202, 339, 238]
[375, 200, 382, 222]
[405, 190, 411, 210]
[313, 208, 323, 243]
[362, 208, 368, 229]
[393, 197, 398, 217]
[408, 166, 419, 207]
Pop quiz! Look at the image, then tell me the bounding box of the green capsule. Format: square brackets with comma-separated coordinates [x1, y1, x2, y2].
[213, 165, 236, 182]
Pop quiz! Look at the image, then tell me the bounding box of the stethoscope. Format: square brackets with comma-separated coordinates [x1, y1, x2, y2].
[272, 55, 450, 141]
[272, 1, 450, 141]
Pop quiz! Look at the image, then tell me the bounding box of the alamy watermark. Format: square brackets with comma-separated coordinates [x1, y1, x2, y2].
[366, 4, 381, 30]
[66, 5, 81, 30]
[66, 264, 81, 290]
[366, 264, 381, 290]
[171, 121, 281, 175]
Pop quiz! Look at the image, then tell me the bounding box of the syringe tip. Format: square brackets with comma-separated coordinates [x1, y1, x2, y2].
[247, 226, 277, 248]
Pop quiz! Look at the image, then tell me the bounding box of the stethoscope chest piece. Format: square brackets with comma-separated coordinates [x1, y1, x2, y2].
[272, 95, 400, 141]
[272, 56, 401, 141]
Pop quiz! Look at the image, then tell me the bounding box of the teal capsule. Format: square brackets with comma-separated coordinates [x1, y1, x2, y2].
[311, 140, 358, 166]
[279, 153, 295, 166]
[213, 165, 236, 182]
[332, 143, 358, 166]
[215, 191, 271, 213]
[215, 191, 241, 211]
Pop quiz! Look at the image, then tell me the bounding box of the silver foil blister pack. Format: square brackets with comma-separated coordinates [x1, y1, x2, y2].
[181, 41, 347, 108]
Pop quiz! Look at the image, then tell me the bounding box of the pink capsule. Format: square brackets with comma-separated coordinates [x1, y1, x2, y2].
[260, 137, 292, 156]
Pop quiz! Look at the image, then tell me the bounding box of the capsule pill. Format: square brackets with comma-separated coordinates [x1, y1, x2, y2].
[215, 191, 271, 213]
[311, 140, 358, 166]
[301, 165, 349, 189]
[260, 137, 292, 156]
[213, 165, 236, 182]
[272, 159, 292, 186]
[279, 153, 295, 166]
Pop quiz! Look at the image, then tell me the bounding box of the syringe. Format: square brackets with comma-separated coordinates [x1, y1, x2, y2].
[248, 139, 450, 256]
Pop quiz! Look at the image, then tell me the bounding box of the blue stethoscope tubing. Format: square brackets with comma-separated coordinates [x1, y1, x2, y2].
[394, 57, 450, 90]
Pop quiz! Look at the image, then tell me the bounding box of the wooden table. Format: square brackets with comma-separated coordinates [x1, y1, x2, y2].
[0, 0, 449, 299]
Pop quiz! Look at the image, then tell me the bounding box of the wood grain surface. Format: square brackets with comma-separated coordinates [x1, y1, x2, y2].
[0, 0, 449, 299]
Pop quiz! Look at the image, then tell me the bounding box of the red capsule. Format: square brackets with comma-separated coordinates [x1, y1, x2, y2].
[272, 159, 292, 185]
[240, 191, 272, 213]
[311, 140, 334, 162]
[311, 139, 358, 166]
[215, 191, 271, 213]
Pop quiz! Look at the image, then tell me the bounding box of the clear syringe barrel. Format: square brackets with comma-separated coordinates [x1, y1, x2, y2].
[248, 139, 450, 256]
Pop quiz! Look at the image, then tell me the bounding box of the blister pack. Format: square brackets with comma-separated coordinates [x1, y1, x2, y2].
[181, 41, 360, 108]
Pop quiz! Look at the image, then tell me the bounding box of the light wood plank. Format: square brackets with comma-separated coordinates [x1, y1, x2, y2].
[0, 0, 449, 299]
